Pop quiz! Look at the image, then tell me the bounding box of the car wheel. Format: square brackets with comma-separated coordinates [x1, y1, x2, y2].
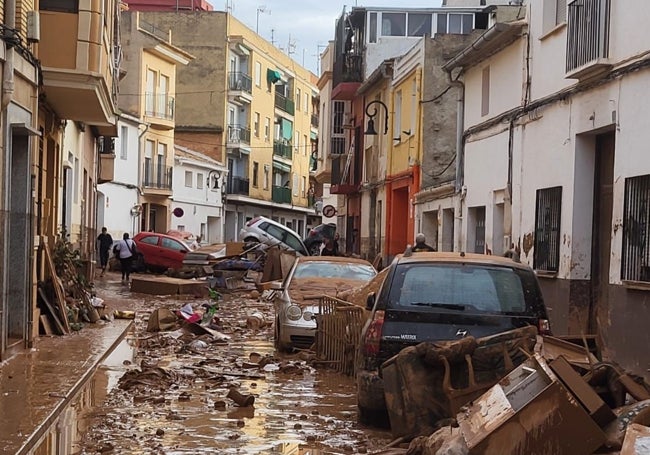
[308, 242, 322, 256]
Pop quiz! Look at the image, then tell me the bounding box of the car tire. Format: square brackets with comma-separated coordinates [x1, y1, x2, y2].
[308, 242, 322, 256]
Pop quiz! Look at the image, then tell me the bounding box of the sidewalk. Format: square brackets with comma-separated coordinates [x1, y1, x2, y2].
[0, 274, 136, 455]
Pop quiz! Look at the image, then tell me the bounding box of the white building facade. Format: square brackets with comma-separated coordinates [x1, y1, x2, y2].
[171, 145, 228, 244]
[97, 114, 142, 240]
[445, 0, 650, 379]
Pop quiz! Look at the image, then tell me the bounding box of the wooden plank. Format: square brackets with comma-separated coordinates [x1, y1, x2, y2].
[39, 315, 54, 335]
[41, 242, 71, 333]
[37, 286, 66, 335]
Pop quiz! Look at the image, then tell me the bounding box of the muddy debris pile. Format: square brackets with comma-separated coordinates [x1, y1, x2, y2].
[374, 328, 650, 455]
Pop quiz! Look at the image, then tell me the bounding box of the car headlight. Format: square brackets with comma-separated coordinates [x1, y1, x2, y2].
[302, 310, 314, 321]
[286, 305, 302, 321]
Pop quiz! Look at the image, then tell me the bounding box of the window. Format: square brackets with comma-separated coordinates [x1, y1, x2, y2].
[254, 112, 260, 137]
[162, 237, 185, 251]
[120, 126, 128, 160]
[481, 66, 490, 117]
[140, 235, 159, 246]
[543, 0, 567, 34]
[436, 13, 473, 35]
[393, 90, 402, 140]
[533, 186, 562, 272]
[304, 94, 309, 112]
[40, 0, 78, 12]
[197, 173, 204, 189]
[145, 69, 156, 114]
[293, 173, 299, 196]
[566, 0, 610, 72]
[304, 134, 308, 156]
[252, 162, 259, 187]
[408, 13, 432, 36]
[263, 164, 269, 190]
[144, 140, 154, 185]
[296, 88, 301, 110]
[255, 61, 262, 87]
[622, 175, 650, 282]
[295, 131, 300, 152]
[264, 117, 270, 141]
[301, 176, 306, 197]
[184, 171, 192, 187]
[411, 79, 417, 135]
[331, 100, 348, 155]
[382, 12, 406, 36]
[369, 12, 378, 43]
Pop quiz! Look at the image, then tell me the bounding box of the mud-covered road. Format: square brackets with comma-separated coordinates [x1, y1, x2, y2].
[79, 273, 392, 454]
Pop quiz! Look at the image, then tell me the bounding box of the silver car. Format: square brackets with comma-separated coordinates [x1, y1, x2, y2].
[239, 216, 309, 256]
[273, 256, 377, 351]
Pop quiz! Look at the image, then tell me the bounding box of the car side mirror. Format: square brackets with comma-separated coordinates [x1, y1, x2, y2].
[366, 292, 375, 311]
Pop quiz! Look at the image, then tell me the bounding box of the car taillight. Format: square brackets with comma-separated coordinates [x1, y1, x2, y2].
[538, 318, 551, 335]
[362, 310, 385, 356]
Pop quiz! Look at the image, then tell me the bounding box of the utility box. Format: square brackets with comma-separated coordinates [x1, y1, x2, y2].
[457, 354, 606, 455]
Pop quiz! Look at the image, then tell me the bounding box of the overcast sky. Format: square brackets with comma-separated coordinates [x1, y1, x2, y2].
[212, 0, 443, 75]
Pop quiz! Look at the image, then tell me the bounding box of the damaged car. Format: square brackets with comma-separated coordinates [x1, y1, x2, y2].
[356, 251, 551, 424]
[273, 256, 377, 352]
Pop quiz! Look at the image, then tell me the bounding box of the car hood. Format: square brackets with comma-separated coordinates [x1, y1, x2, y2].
[288, 277, 368, 302]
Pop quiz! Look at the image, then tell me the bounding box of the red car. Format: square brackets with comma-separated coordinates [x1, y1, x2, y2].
[133, 232, 192, 272]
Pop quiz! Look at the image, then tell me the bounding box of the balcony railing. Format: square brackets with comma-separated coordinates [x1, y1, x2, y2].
[330, 137, 346, 155]
[227, 176, 250, 195]
[143, 164, 173, 190]
[227, 125, 251, 144]
[566, 0, 610, 72]
[274, 92, 295, 115]
[144, 93, 175, 120]
[273, 140, 293, 160]
[272, 185, 292, 204]
[311, 114, 319, 128]
[228, 72, 253, 94]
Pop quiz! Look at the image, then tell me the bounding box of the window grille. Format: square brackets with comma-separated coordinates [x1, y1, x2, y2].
[622, 175, 650, 282]
[533, 186, 562, 272]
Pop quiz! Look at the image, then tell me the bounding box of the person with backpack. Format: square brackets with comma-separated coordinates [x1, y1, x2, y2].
[113, 232, 137, 284]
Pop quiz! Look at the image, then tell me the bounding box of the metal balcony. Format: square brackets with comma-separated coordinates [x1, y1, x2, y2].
[143, 164, 173, 190]
[144, 93, 175, 120]
[227, 125, 251, 145]
[227, 176, 250, 195]
[272, 185, 292, 204]
[228, 72, 253, 94]
[311, 114, 319, 128]
[566, 0, 611, 78]
[274, 92, 295, 115]
[273, 140, 293, 160]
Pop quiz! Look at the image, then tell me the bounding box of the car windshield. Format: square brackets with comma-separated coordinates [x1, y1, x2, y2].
[293, 262, 376, 281]
[389, 263, 527, 314]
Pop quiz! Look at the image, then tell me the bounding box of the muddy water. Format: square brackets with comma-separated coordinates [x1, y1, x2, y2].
[78, 274, 392, 454]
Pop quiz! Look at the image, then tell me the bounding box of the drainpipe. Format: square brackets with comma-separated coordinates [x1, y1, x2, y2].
[446, 69, 465, 252]
[2, 0, 16, 110]
[138, 122, 150, 231]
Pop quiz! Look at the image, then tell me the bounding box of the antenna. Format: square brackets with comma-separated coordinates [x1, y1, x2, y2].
[271, 28, 275, 46]
[256, 5, 270, 34]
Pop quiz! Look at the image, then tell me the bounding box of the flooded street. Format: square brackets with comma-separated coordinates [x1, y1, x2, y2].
[78, 273, 392, 454]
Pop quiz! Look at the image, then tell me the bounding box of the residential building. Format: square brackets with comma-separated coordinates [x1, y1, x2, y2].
[117, 11, 193, 233]
[124, 0, 213, 11]
[319, 4, 490, 260]
[97, 114, 143, 238]
[443, 0, 650, 380]
[125, 10, 318, 241]
[172, 144, 228, 244]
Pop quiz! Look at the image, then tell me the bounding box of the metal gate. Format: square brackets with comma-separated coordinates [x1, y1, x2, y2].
[315, 297, 365, 376]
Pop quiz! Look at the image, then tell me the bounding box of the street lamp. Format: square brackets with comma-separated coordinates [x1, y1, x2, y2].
[207, 170, 222, 190]
[364, 100, 389, 135]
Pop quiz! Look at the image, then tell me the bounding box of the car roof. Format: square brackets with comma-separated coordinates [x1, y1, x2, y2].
[134, 232, 191, 248]
[394, 251, 531, 270]
[297, 256, 374, 267]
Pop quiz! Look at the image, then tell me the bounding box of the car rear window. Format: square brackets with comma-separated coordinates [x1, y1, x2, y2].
[389, 263, 528, 314]
[293, 262, 376, 280]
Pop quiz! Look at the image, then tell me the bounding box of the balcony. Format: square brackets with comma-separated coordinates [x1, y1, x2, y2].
[274, 92, 295, 115]
[39, 4, 118, 135]
[228, 72, 253, 104]
[329, 155, 357, 195]
[143, 164, 173, 194]
[565, 0, 612, 79]
[227, 176, 250, 196]
[272, 185, 292, 204]
[144, 93, 175, 129]
[227, 125, 251, 146]
[273, 140, 293, 160]
[311, 114, 319, 128]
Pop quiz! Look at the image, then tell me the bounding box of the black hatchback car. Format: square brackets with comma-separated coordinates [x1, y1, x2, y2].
[303, 222, 337, 256]
[355, 251, 551, 422]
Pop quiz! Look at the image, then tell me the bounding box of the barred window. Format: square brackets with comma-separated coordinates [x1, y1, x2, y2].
[533, 186, 562, 272]
[621, 175, 650, 282]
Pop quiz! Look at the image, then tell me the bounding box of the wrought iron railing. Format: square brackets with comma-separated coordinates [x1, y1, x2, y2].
[144, 93, 175, 120]
[566, 0, 610, 72]
[143, 164, 173, 190]
[227, 176, 249, 195]
[228, 71, 253, 94]
[272, 185, 292, 204]
[273, 140, 293, 159]
[533, 186, 562, 272]
[274, 92, 295, 115]
[622, 175, 650, 282]
[227, 125, 251, 144]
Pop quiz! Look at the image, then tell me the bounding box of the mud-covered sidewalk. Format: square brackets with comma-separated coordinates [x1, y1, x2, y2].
[0, 273, 134, 455]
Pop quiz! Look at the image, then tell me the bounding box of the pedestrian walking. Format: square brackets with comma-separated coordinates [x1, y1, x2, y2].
[96, 227, 113, 277]
[114, 233, 137, 284]
[412, 233, 435, 252]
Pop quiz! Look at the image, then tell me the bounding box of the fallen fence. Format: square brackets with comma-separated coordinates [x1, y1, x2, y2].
[315, 296, 365, 376]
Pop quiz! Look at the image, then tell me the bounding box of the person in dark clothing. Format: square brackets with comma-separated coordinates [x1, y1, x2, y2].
[321, 233, 340, 256]
[114, 232, 137, 284]
[96, 227, 113, 277]
[412, 233, 435, 252]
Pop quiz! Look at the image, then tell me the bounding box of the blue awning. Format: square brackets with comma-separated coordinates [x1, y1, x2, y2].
[281, 118, 293, 141]
[272, 160, 291, 173]
[267, 69, 281, 84]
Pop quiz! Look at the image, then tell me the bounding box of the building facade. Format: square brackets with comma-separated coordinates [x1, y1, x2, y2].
[444, 0, 650, 379]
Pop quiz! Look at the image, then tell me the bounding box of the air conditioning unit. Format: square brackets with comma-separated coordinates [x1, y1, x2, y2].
[27, 11, 40, 43]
